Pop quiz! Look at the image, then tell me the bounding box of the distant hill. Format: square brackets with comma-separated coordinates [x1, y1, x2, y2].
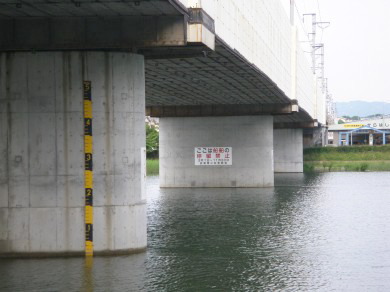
[336, 101, 390, 117]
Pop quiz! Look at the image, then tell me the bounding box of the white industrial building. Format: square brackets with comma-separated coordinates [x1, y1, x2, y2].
[328, 118, 390, 146]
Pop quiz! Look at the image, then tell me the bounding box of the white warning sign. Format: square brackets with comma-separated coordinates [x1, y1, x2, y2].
[195, 147, 232, 166]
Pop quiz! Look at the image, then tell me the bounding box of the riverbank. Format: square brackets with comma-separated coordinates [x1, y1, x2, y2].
[304, 145, 390, 172]
[147, 146, 390, 174]
[147, 159, 159, 175]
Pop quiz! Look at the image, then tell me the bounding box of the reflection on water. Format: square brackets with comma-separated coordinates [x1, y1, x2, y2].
[83, 257, 94, 292]
[1, 173, 390, 291]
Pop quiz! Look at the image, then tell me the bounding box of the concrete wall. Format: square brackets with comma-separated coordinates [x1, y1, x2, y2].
[274, 129, 303, 172]
[0, 51, 146, 256]
[159, 116, 274, 188]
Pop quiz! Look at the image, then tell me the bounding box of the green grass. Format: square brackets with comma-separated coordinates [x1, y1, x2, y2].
[146, 159, 159, 176]
[147, 146, 390, 174]
[303, 146, 390, 172]
[304, 145, 390, 161]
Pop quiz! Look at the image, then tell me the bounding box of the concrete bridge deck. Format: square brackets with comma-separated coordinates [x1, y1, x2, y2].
[0, 0, 326, 256]
[0, 0, 324, 125]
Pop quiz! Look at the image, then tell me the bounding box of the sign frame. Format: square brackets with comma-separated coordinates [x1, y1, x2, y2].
[194, 147, 232, 166]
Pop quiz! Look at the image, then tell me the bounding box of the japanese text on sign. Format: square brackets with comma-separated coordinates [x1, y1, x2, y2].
[195, 147, 232, 166]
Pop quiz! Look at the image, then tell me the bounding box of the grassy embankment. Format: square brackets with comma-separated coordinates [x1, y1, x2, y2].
[146, 159, 159, 175]
[304, 145, 390, 172]
[147, 146, 390, 174]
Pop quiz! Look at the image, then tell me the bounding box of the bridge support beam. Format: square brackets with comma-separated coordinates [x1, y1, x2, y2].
[0, 51, 146, 256]
[159, 116, 274, 187]
[273, 129, 303, 173]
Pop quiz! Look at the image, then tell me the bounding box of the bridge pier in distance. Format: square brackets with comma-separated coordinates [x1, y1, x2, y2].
[159, 116, 274, 188]
[0, 51, 146, 257]
[273, 129, 303, 173]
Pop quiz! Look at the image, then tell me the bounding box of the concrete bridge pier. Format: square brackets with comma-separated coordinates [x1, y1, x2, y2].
[159, 116, 274, 187]
[0, 51, 146, 256]
[273, 129, 303, 173]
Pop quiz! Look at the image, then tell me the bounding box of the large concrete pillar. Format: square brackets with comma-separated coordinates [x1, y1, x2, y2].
[0, 52, 146, 256]
[159, 116, 274, 187]
[273, 128, 303, 172]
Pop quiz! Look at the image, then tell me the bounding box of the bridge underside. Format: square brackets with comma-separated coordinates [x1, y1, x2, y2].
[0, 0, 314, 127]
[0, 0, 317, 257]
[143, 38, 313, 128]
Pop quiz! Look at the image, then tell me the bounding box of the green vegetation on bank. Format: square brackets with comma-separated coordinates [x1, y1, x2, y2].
[146, 123, 159, 159]
[304, 145, 390, 172]
[145, 124, 390, 174]
[146, 122, 159, 175]
[147, 159, 159, 176]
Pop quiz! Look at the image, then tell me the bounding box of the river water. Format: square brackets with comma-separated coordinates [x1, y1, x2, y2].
[1, 173, 390, 291]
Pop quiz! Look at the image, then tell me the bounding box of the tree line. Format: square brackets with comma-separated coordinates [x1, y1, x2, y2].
[146, 123, 159, 159]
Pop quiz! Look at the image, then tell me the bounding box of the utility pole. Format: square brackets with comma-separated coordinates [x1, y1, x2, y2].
[302, 13, 317, 74]
[290, 0, 295, 25]
[303, 13, 334, 126]
[315, 43, 325, 91]
[311, 13, 316, 74]
[303, 13, 329, 75]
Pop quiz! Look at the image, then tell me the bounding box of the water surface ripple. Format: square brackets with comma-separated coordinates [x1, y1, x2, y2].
[1, 173, 390, 291]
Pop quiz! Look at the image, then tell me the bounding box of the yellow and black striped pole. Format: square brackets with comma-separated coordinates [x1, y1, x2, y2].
[83, 81, 93, 256]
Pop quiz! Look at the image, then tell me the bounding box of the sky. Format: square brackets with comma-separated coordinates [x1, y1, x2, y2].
[284, 0, 390, 103]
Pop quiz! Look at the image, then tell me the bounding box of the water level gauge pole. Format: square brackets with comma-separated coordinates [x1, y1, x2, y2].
[83, 81, 94, 256]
